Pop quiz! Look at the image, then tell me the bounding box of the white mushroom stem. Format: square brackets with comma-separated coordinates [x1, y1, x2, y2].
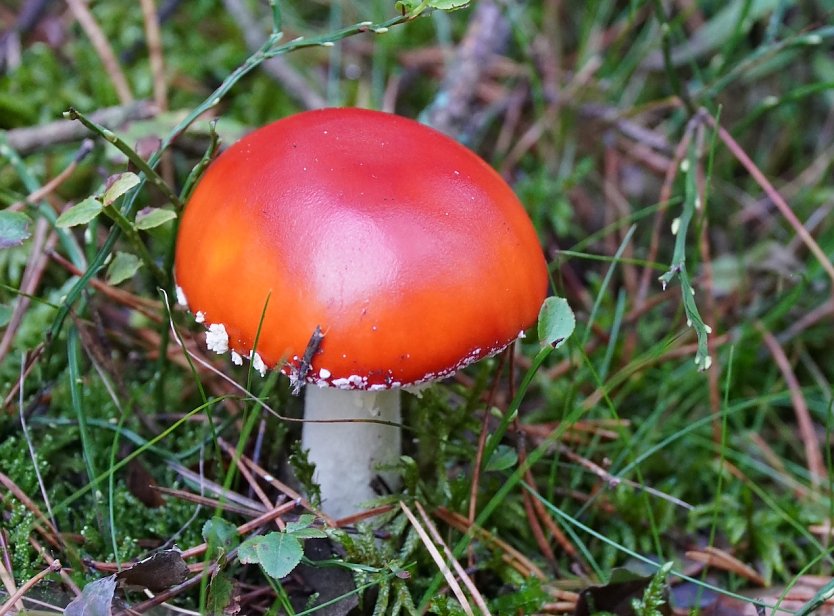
[301, 387, 401, 519]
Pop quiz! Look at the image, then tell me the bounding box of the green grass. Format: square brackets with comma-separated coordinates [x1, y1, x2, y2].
[2, 0, 834, 614]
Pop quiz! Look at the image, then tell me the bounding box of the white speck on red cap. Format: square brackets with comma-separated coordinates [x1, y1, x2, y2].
[206, 323, 229, 354]
[252, 352, 267, 377]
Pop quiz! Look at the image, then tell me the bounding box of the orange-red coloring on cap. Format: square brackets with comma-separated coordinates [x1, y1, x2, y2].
[174, 108, 548, 389]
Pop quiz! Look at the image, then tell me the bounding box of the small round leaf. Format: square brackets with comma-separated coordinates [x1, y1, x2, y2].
[103, 172, 140, 206]
[0, 211, 32, 249]
[106, 252, 142, 285]
[238, 532, 303, 580]
[56, 197, 103, 228]
[537, 296, 576, 349]
[135, 207, 177, 230]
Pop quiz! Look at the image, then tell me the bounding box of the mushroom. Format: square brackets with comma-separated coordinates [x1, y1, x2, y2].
[174, 108, 548, 518]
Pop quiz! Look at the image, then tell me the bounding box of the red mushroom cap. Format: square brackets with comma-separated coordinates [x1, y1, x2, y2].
[174, 108, 548, 390]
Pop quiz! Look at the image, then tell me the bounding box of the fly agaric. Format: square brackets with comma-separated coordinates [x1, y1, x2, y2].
[175, 108, 548, 518]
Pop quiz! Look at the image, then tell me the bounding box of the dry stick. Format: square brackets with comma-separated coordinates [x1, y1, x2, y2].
[122, 563, 218, 614]
[4, 100, 157, 155]
[65, 0, 133, 105]
[151, 486, 265, 518]
[603, 145, 639, 299]
[685, 547, 766, 587]
[518, 437, 580, 565]
[422, 0, 507, 138]
[8, 139, 95, 211]
[756, 322, 825, 487]
[49, 252, 162, 317]
[434, 507, 546, 580]
[221, 0, 325, 110]
[28, 536, 81, 596]
[0, 219, 56, 365]
[138, 0, 175, 189]
[0, 472, 61, 548]
[467, 350, 508, 528]
[777, 299, 834, 345]
[0, 558, 22, 614]
[694, 144, 723, 441]
[512, 421, 558, 568]
[0, 560, 62, 616]
[217, 440, 286, 531]
[705, 114, 834, 296]
[139, 0, 167, 112]
[400, 502, 475, 616]
[555, 442, 693, 510]
[519, 467, 558, 568]
[94, 501, 299, 578]
[414, 501, 492, 616]
[216, 438, 335, 528]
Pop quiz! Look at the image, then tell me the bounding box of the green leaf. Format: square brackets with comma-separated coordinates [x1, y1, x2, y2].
[537, 296, 576, 349]
[238, 532, 303, 580]
[55, 197, 103, 228]
[135, 207, 177, 230]
[0, 211, 32, 249]
[284, 514, 316, 534]
[106, 252, 142, 285]
[207, 569, 236, 615]
[203, 517, 239, 560]
[394, 0, 469, 15]
[427, 0, 469, 9]
[485, 444, 517, 472]
[102, 172, 140, 206]
[290, 527, 328, 540]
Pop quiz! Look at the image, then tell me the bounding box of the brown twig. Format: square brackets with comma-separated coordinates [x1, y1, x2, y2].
[0, 557, 22, 614]
[0, 560, 62, 616]
[8, 139, 95, 211]
[400, 502, 476, 616]
[49, 251, 162, 318]
[467, 350, 507, 530]
[704, 113, 834, 296]
[685, 547, 766, 586]
[422, 0, 508, 139]
[414, 501, 492, 616]
[221, 0, 325, 110]
[217, 438, 286, 530]
[28, 537, 81, 597]
[4, 100, 157, 155]
[139, 0, 167, 112]
[138, 0, 174, 189]
[0, 219, 57, 366]
[434, 507, 546, 580]
[216, 438, 335, 528]
[756, 322, 824, 487]
[66, 0, 133, 104]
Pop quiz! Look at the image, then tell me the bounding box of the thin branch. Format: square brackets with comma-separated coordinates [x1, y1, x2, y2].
[0, 561, 62, 616]
[704, 113, 834, 296]
[139, 0, 168, 111]
[3, 100, 158, 155]
[756, 322, 825, 486]
[221, 0, 325, 109]
[65, 0, 133, 104]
